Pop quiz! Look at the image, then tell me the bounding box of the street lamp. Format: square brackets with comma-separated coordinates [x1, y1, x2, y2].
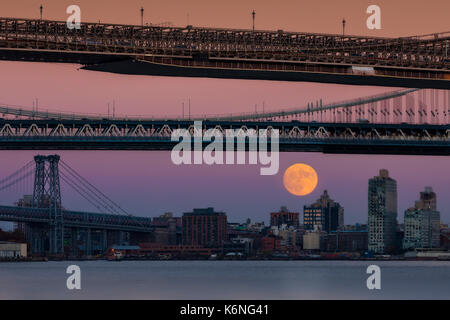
[140, 7, 144, 27]
[40, 5, 43, 20]
[342, 18, 346, 36]
[252, 10, 256, 32]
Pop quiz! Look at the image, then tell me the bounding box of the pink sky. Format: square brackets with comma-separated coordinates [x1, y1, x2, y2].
[0, 151, 448, 226]
[0, 61, 395, 118]
[0, 61, 448, 224]
[0, 0, 448, 226]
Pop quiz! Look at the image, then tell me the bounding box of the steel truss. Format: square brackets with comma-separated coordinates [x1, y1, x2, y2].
[0, 17, 448, 80]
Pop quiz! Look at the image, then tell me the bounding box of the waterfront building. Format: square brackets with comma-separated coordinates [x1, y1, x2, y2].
[260, 235, 284, 254]
[302, 231, 322, 250]
[303, 190, 344, 233]
[441, 228, 450, 250]
[182, 208, 227, 247]
[270, 224, 298, 248]
[270, 206, 299, 228]
[0, 242, 27, 258]
[403, 187, 440, 250]
[302, 226, 325, 250]
[222, 237, 254, 256]
[323, 230, 368, 252]
[152, 212, 180, 245]
[368, 169, 398, 254]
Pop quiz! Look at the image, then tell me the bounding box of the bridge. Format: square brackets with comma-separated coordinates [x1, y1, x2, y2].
[0, 17, 449, 88]
[0, 88, 448, 155]
[0, 155, 153, 256]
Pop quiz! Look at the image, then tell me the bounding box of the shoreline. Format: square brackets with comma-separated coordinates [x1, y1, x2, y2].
[2, 257, 449, 262]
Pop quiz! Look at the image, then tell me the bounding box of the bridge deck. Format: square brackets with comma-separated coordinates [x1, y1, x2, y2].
[0, 17, 448, 88]
[0, 205, 153, 232]
[0, 119, 447, 155]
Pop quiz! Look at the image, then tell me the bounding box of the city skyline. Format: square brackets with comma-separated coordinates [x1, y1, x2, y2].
[0, 151, 448, 228]
[0, 0, 449, 304]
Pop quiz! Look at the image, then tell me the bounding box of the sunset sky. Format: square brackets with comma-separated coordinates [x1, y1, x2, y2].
[0, 151, 448, 228]
[0, 1, 448, 229]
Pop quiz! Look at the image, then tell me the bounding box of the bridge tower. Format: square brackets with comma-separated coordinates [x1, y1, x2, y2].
[32, 155, 63, 254]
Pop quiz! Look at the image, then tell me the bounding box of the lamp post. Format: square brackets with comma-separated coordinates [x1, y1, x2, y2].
[252, 10, 256, 32]
[342, 18, 346, 36]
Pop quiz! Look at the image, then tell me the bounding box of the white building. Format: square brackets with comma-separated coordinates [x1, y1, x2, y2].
[0, 242, 27, 258]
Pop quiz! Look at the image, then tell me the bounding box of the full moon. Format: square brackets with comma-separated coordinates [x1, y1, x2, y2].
[283, 163, 318, 196]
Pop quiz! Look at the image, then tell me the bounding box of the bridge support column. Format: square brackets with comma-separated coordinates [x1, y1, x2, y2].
[29, 225, 46, 255]
[85, 228, 92, 256]
[71, 228, 78, 256]
[50, 222, 64, 255]
[119, 231, 125, 245]
[102, 229, 108, 253]
[31, 234, 39, 255]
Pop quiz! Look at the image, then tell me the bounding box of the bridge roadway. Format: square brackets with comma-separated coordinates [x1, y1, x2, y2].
[0, 119, 448, 155]
[0, 17, 449, 88]
[0, 205, 153, 233]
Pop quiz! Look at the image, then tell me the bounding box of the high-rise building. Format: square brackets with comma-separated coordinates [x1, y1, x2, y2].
[303, 190, 344, 233]
[403, 187, 440, 250]
[270, 206, 299, 228]
[182, 208, 227, 247]
[368, 169, 398, 254]
[415, 186, 437, 211]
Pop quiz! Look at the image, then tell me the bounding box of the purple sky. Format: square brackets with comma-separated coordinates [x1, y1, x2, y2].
[0, 61, 448, 226]
[0, 151, 448, 226]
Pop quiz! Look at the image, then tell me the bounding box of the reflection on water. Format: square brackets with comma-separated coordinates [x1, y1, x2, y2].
[0, 260, 449, 300]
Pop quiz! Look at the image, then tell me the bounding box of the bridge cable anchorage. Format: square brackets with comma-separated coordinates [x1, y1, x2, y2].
[0, 160, 34, 187]
[59, 163, 148, 228]
[62, 167, 119, 214]
[59, 166, 125, 216]
[59, 160, 133, 217]
[59, 173, 109, 214]
[0, 170, 34, 193]
[0, 160, 35, 196]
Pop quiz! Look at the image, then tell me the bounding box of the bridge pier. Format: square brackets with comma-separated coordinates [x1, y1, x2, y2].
[70, 228, 78, 256]
[102, 229, 108, 253]
[30, 225, 46, 255]
[119, 230, 126, 245]
[85, 228, 92, 256]
[25, 223, 48, 255]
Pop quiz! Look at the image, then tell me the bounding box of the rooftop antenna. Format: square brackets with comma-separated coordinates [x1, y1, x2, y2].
[252, 10, 256, 32]
[40, 5, 43, 20]
[140, 7, 144, 27]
